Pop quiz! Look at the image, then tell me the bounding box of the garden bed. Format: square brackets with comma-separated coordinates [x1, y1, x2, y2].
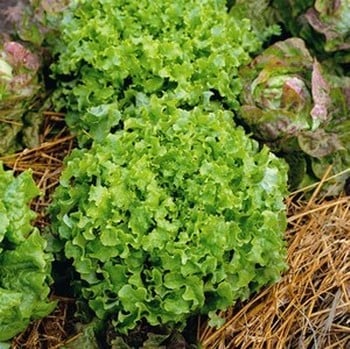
[2, 116, 349, 349]
[1, 1, 350, 348]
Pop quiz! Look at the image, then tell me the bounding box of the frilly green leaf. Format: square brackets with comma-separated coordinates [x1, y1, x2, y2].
[0, 164, 55, 341]
[51, 0, 261, 143]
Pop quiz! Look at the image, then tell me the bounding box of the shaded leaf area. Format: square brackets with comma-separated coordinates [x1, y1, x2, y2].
[273, 0, 350, 56]
[0, 0, 24, 34]
[108, 322, 191, 349]
[11, 298, 75, 349]
[3, 113, 77, 349]
[1, 0, 69, 47]
[0, 0, 71, 158]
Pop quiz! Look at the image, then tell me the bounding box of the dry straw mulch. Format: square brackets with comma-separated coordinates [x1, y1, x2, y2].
[0, 111, 75, 227]
[2, 115, 349, 348]
[10, 298, 76, 349]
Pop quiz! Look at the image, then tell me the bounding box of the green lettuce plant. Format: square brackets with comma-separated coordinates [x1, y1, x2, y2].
[50, 0, 261, 143]
[49, 98, 288, 334]
[0, 164, 55, 342]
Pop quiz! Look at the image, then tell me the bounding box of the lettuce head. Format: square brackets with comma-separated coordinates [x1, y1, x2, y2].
[50, 99, 288, 334]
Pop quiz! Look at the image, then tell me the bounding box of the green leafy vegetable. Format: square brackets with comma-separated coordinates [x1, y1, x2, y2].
[304, 0, 350, 52]
[0, 0, 70, 155]
[239, 37, 331, 144]
[273, 0, 350, 58]
[2, 0, 69, 47]
[0, 164, 56, 341]
[308, 74, 350, 194]
[238, 37, 350, 192]
[51, 0, 261, 143]
[50, 99, 288, 334]
[228, 0, 281, 43]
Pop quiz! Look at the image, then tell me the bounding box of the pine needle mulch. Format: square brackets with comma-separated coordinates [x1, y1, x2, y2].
[2, 114, 349, 348]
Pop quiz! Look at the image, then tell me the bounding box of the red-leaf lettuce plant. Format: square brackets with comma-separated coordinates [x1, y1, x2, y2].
[0, 40, 43, 155]
[238, 37, 350, 193]
[273, 0, 350, 56]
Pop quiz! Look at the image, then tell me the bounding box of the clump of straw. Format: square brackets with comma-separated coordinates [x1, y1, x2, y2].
[0, 111, 75, 227]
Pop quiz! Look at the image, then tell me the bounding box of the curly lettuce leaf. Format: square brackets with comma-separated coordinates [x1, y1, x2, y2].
[0, 231, 56, 341]
[51, 0, 261, 143]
